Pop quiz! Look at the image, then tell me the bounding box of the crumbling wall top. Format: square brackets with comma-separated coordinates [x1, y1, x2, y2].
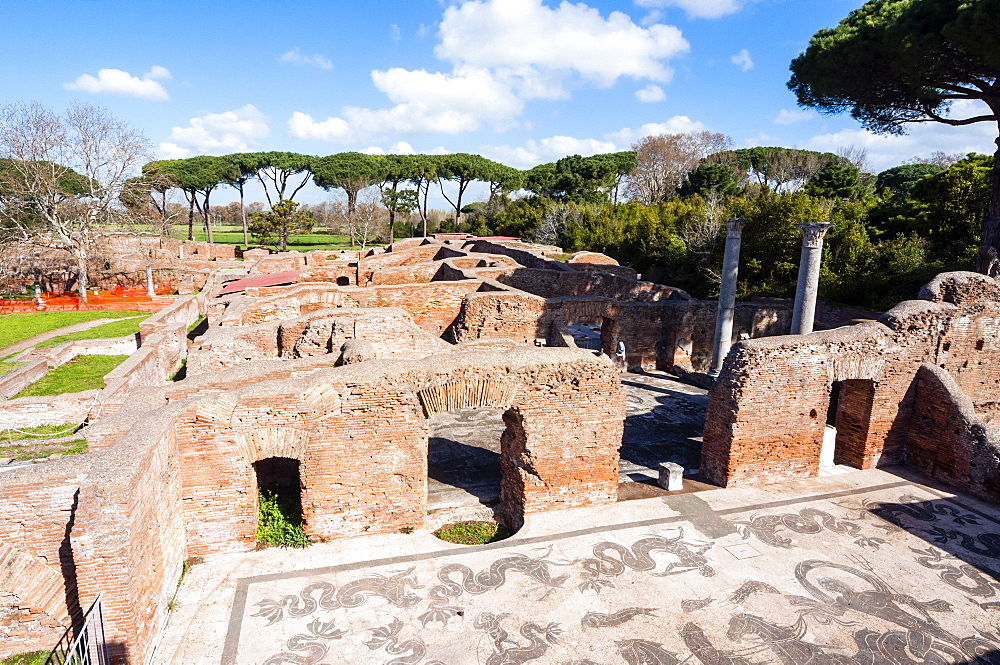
[918, 271, 1000, 305]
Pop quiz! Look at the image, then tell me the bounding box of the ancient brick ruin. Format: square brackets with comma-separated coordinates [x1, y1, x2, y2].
[2, 236, 1000, 662]
[703, 270, 1000, 497]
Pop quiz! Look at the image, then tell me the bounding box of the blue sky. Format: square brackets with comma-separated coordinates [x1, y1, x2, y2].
[1, 0, 996, 205]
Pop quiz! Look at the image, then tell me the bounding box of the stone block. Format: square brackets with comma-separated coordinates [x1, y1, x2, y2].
[658, 462, 683, 491]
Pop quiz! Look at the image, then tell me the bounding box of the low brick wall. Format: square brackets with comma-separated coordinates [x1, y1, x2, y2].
[0, 360, 48, 400]
[0, 391, 100, 430]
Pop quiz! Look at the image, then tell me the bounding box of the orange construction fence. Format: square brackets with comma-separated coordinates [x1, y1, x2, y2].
[0, 285, 177, 314]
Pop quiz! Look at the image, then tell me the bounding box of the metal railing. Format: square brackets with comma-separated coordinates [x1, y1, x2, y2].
[45, 594, 109, 665]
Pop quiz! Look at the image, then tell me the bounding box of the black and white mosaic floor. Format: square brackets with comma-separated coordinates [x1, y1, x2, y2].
[166, 472, 1000, 665]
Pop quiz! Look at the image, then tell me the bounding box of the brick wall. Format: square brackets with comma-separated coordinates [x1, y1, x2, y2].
[0, 407, 188, 664]
[167, 349, 624, 555]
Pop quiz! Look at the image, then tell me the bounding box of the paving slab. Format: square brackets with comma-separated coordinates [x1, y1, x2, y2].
[152, 468, 1000, 665]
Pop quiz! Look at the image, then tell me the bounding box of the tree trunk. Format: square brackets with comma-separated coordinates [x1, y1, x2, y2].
[74, 252, 88, 301]
[455, 181, 466, 230]
[387, 182, 398, 237]
[204, 191, 214, 245]
[976, 135, 1000, 277]
[187, 197, 195, 241]
[240, 184, 248, 246]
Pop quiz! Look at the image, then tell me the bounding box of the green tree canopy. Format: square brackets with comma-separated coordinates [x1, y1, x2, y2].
[707, 147, 850, 192]
[435, 153, 500, 228]
[524, 153, 622, 203]
[875, 163, 947, 195]
[804, 164, 870, 199]
[248, 151, 314, 206]
[678, 163, 740, 199]
[312, 152, 385, 215]
[788, 0, 1000, 275]
[151, 156, 238, 242]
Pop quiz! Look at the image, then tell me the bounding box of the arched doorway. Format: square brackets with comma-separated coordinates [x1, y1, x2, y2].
[427, 407, 505, 527]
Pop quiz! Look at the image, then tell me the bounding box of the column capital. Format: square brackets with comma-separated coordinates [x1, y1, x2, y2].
[796, 222, 833, 248]
[725, 218, 746, 238]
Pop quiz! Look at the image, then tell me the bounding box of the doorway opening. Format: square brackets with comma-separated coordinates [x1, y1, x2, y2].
[254, 457, 308, 547]
[821, 379, 875, 472]
[427, 408, 506, 530]
[566, 318, 604, 353]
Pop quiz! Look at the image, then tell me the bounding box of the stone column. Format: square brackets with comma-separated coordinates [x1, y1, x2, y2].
[709, 218, 746, 377]
[145, 265, 155, 298]
[790, 222, 832, 335]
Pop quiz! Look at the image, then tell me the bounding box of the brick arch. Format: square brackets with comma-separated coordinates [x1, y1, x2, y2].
[0, 542, 71, 626]
[416, 378, 517, 417]
[235, 427, 310, 463]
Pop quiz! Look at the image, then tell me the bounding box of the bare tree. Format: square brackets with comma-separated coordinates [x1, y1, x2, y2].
[349, 190, 389, 251]
[676, 193, 727, 287]
[626, 131, 733, 204]
[836, 145, 870, 172]
[907, 150, 964, 168]
[0, 102, 151, 299]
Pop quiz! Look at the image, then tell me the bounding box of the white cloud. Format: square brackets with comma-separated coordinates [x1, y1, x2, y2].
[775, 108, 815, 125]
[63, 66, 171, 101]
[607, 116, 709, 146]
[280, 48, 333, 70]
[287, 112, 352, 143]
[159, 104, 271, 157]
[390, 24, 401, 43]
[802, 102, 997, 171]
[481, 136, 617, 169]
[635, 0, 745, 19]
[437, 0, 688, 89]
[145, 66, 171, 80]
[361, 142, 451, 156]
[636, 84, 666, 103]
[288, 66, 526, 143]
[480, 116, 712, 168]
[730, 49, 753, 72]
[287, 0, 692, 144]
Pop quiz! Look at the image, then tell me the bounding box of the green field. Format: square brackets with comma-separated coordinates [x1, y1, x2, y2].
[0, 311, 149, 350]
[0, 423, 82, 441]
[13, 355, 130, 398]
[36, 315, 149, 348]
[174, 226, 400, 251]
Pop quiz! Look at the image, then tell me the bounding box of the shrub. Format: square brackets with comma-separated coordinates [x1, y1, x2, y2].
[256, 490, 311, 548]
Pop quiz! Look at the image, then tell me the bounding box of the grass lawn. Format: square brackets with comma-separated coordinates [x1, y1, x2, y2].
[0, 423, 82, 441]
[35, 314, 149, 348]
[0, 360, 25, 376]
[176, 228, 400, 251]
[0, 310, 149, 350]
[0, 438, 87, 462]
[13, 355, 130, 398]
